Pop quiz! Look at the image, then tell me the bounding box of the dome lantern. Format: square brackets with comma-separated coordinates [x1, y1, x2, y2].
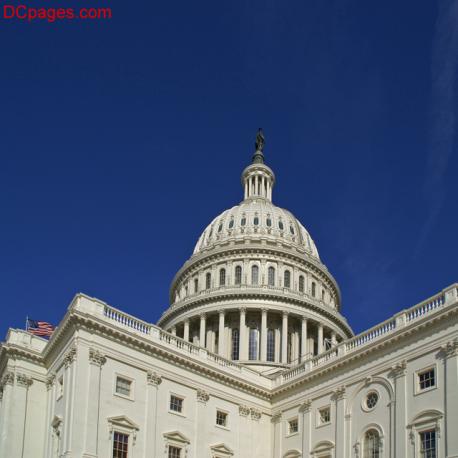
[242, 129, 275, 201]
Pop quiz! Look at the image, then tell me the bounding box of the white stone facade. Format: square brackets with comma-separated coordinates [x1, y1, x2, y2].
[1, 145, 457, 458]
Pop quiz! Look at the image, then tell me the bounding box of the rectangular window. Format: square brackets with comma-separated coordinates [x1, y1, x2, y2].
[170, 395, 184, 413]
[216, 410, 228, 427]
[248, 328, 258, 360]
[168, 445, 181, 458]
[288, 418, 298, 434]
[420, 430, 437, 458]
[115, 377, 132, 397]
[113, 431, 129, 458]
[418, 368, 436, 391]
[318, 407, 331, 425]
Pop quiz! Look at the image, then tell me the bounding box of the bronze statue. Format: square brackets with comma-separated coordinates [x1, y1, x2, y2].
[255, 128, 265, 152]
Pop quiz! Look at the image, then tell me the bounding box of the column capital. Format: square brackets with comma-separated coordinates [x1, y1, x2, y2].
[46, 374, 56, 390]
[89, 348, 107, 367]
[441, 338, 458, 359]
[197, 389, 210, 404]
[282, 311, 289, 317]
[301, 316, 308, 322]
[16, 373, 33, 387]
[271, 411, 282, 422]
[250, 408, 262, 421]
[147, 371, 162, 386]
[1, 371, 14, 387]
[332, 385, 346, 401]
[239, 405, 250, 417]
[63, 346, 77, 368]
[299, 399, 312, 413]
[261, 307, 268, 314]
[219, 310, 225, 316]
[200, 313, 207, 319]
[390, 360, 407, 378]
[184, 318, 190, 324]
[240, 307, 247, 314]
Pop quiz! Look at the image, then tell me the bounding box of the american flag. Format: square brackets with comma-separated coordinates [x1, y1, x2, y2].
[26, 318, 55, 337]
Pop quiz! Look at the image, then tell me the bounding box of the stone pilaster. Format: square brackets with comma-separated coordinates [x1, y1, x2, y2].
[391, 360, 407, 458]
[146, 371, 162, 458]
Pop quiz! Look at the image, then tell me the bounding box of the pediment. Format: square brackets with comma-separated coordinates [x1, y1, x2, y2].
[409, 409, 443, 427]
[211, 443, 234, 456]
[163, 430, 190, 444]
[312, 440, 335, 453]
[107, 415, 139, 431]
[283, 449, 301, 458]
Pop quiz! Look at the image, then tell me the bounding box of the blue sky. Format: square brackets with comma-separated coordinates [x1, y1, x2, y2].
[1, 0, 457, 339]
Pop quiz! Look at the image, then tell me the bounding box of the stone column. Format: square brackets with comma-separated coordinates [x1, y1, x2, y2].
[62, 346, 77, 454]
[183, 320, 190, 342]
[171, 327, 176, 336]
[218, 311, 225, 356]
[331, 332, 337, 347]
[199, 314, 206, 348]
[83, 348, 106, 457]
[146, 372, 162, 458]
[194, 389, 210, 457]
[317, 324, 324, 354]
[333, 386, 346, 458]
[239, 308, 247, 360]
[391, 360, 407, 458]
[442, 339, 458, 458]
[260, 308, 267, 362]
[300, 400, 312, 457]
[44, 375, 56, 458]
[301, 318, 308, 362]
[281, 312, 288, 364]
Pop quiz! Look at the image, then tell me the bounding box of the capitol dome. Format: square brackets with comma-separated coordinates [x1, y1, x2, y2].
[158, 130, 353, 372]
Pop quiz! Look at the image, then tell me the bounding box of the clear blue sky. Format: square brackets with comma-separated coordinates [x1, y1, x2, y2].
[1, 0, 457, 339]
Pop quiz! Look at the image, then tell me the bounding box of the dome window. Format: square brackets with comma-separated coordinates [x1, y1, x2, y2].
[266, 217, 272, 227]
[206, 272, 212, 290]
[279, 221, 284, 230]
[241, 216, 246, 226]
[251, 265, 259, 285]
[219, 268, 226, 286]
[218, 223, 223, 233]
[311, 281, 316, 297]
[284, 270, 291, 288]
[268, 267, 276, 286]
[194, 278, 199, 293]
[299, 275, 305, 293]
[234, 265, 242, 285]
[290, 225, 295, 234]
[254, 216, 259, 226]
[229, 218, 234, 229]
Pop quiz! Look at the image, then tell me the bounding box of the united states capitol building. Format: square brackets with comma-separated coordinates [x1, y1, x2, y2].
[1, 133, 457, 458]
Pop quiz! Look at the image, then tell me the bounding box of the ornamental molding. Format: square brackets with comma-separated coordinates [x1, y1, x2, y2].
[1, 372, 14, 387]
[88, 348, 107, 367]
[196, 389, 210, 403]
[250, 407, 261, 421]
[299, 399, 312, 413]
[239, 405, 250, 417]
[46, 375, 56, 390]
[146, 371, 162, 386]
[16, 373, 33, 387]
[63, 346, 77, 368]
[390, 360, 407, 378]
[441, 338, 458, 358]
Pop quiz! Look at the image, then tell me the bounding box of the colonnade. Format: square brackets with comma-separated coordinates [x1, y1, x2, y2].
[244, 172, 273, 200]
[169, 308, 340, 365]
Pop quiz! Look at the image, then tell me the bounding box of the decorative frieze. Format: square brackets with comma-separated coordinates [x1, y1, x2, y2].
[196, 389, 210, 403]
[88, 348, 107, 367]
[390, 360, 407, 378]
[63, 346, 77, 368]
[250, 407, 261, 421]
[441, 338, 458, 358]
[239, 405, 250, 417]
[299, 399, 312, 413]
[147, 371, 162, 386]
[16, 373, 33, 387]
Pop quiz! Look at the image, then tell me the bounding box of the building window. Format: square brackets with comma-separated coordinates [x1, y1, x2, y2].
[218, 223, 223, 232]
[251, 265, 259, 285]
[168, 446, 181, 458]
[241, 216, 246, 226]
[279, 220, 284, 230]
[169, 395, 184, 414]
[318, 406, 331, 425]
[267, 329, 275, 362]
[115, 376, 132, 397]
[299, 275, 305, 293]
[420, 430, 437, 458]
[205, 272, 211, 290]
[266, 216, 272, 227]
[366, 392, 379, 410]
[268, 267, 275, 286]
[112, 432, 129, 458]
[234, 265, 242, 285]
[290, 225, 295, 234]
[363, 429, 381, 458]
[418, 368, 436, 391]
[229, 218, 234, 229]
[311, 282, 316, 297]
[284, 270, 291, 288]
[231, 328, 240, 360]
[216, 410, 228, 427]
[254, 216, 259, 226]
[288, 418, 299, 435]
[249, 328, 258, 360]
[194, 278, 198, 293]
[219, 268, 226, 286]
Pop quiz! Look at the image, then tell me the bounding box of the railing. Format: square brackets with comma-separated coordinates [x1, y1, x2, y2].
[277, 287, 455, 386]
[103, 306, 152, 334]
[158, 330, 200, 355]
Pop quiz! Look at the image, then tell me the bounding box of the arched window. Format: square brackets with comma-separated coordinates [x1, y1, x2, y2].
[253, 216, 259, 226]
[284, 270, 291, 288]
[231, 328, 239, 360]
[249, 328, 258, 360]
[234, 265, 242, 285]
[268, 267, 276, 286]
[206, 272, 211, 290]
[251, 265, 259, 285]
[266, 216, 272, 227]
[299, 275, 305, 293]
[241, 215, 246, 226]
[219, 268, 226, 286]
[312, 281, 316, 297]
[363, 429, 381, 458]
[194, 278, 199, 293]
[218, 223, 223, 232]
[287, 332, 292, 363]
[279, 220, 284, 230]
[267, 329, 275, 362]
[229, 218, 234, 229]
